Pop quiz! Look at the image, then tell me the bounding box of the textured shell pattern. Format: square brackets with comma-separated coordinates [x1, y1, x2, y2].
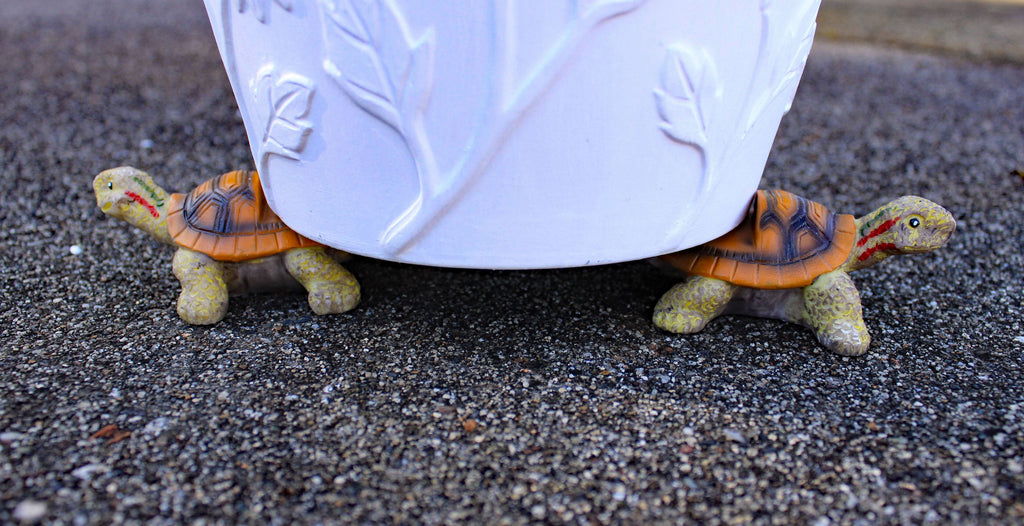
[661, 190, 857, 289]
[166, 171, 321, 262]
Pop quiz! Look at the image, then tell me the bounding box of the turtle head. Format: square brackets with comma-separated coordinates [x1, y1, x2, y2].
[848, 195, 955, 270]
[885, 196, 956, 254]
[93, 167, 175, 245]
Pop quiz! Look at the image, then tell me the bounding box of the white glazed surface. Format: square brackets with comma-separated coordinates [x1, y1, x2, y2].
[203, 0, 821, 269]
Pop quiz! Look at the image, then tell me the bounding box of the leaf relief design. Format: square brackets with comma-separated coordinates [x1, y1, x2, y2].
[652, 0, 819, 244]
[320, 0, 439, 194]
[318, 0, 649, 255]
[253, 66, 316, 164]
[652, 44, 722, 235]
[654, 46, 719, 149]
[320, 0, 435, 138]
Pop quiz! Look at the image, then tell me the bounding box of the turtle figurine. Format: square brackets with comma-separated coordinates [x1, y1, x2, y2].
[653, 189, 955, 356]
[93, 166, 360, 325]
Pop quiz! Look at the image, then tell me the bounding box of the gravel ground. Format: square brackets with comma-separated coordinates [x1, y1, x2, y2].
[2, 1, 1024, 524]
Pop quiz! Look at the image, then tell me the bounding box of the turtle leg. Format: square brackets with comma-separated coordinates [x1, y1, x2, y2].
[283, 247, 360, 315]
[801, 270, 871, 356]
[653, 276, 737, 333]
[172, 247, 229, 325]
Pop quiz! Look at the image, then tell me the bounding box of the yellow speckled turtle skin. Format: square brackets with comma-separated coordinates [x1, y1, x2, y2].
[800, 270, 870, 356]
[172, 248, 230, 325]
[284, 247, 361, 315]
[653, 278, 737, 335]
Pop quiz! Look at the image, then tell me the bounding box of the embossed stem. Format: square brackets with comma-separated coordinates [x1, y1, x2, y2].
[381, 0, 649, 255]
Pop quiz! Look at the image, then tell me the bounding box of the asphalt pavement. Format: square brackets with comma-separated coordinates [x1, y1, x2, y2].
[1, 0, 1023, 524]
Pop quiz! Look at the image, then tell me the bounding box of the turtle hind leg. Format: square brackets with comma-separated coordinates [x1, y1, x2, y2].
[802, 270, 871, 356]
[172, 247, 229, 325]
[653, 276, 737, 334]
[284, 247, 360, 315]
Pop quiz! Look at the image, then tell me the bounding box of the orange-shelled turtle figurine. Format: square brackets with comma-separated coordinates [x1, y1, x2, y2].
[93, 167, 360, 325]
[655, 189, 955, 356]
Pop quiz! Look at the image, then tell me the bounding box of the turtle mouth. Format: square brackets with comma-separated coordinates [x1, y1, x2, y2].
[99, 196, 131, 217]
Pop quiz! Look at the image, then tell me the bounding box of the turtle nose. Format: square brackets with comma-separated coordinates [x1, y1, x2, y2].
[939, 220, 956, 244]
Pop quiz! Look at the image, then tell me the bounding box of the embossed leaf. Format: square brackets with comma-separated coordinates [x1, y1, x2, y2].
[267, 118, 310, 154]
[320, 0, 433, 134]
[655, 46, 719, 147]
[255, 71, 315, 161]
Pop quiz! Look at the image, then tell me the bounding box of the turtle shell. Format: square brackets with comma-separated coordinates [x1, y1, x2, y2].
[661, 189, 857, 289]
[165, 171, 321, 262]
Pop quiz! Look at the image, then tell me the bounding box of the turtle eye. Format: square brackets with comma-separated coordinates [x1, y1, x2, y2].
[909, 218, 920, 228]
[107, 182, 113, 190]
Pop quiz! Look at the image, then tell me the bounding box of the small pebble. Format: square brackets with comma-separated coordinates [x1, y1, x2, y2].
[69, 245, 83, 255]
[139, 139, 154, 149]
[72, 464, 107, 480]
[810, 517, 830, 526]
[142, 417, 170, 436]
[0, 431, 27, 442]
[723, 428, 748, 444]
[13, 500, 47, 523]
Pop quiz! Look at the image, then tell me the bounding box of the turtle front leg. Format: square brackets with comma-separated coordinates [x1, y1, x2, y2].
[654, 276, 737, 334]
[172, 247, 229, 325]
[801, 270, 871, 356]
[284, 247, 360, 315]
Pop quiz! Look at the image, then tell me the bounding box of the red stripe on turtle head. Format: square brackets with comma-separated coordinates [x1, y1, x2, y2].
[858, 242, 896, 261]
[856, 216, 901, 247]
[125, 191, 160, 218]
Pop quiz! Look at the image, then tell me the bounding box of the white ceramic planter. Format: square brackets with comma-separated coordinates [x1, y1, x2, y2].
[202, 0, 821, 269]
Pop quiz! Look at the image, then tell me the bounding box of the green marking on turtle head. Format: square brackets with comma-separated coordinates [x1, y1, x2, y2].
[858, 207, 891, 237]
[133, 175, 165, 207]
